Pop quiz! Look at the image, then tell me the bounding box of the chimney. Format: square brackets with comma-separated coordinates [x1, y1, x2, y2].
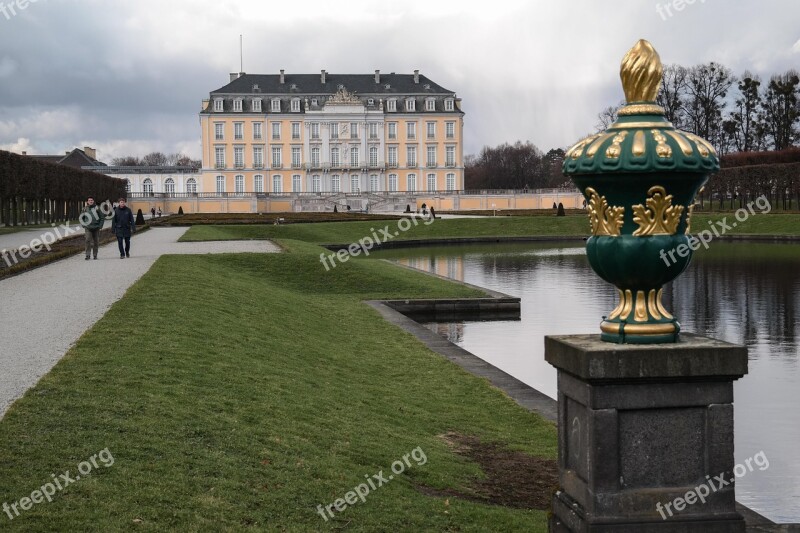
[230, 72, 238, 82]
[84, 146, 97, 160]
[413, 69, 419, 84]
[374, 70, 380, 83]
[280, 69, 285, 84]
[66, 151, 71, 155]
[21, 151, 26, 156]
[321, 69, 326, 84]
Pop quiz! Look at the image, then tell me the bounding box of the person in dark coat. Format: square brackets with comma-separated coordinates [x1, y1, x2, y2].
[112, 198, 136, 258]
[80, 196, 107, 260]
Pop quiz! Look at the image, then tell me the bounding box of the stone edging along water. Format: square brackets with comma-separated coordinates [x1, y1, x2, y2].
[367, 265, 794, 530]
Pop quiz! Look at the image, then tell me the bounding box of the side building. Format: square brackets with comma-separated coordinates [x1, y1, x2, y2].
[198, 70, 464, 196]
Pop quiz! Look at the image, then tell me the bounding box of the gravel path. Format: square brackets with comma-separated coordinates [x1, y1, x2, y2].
[0, 227, 279, 418]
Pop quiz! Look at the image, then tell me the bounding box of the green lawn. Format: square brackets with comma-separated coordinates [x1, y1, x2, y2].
[0, 240, 555, 531]
[179, 213, 800, 245]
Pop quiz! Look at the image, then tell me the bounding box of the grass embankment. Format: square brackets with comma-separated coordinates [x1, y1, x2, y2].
[0, 239, 556, 531]
[179, 212, 800, 245]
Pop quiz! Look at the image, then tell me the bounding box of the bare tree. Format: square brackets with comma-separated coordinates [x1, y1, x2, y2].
[684, 62, 735, 151]
[657, 64, 688, 128]
[761, 70, 800, 150]
[141, 152, 168, 166]
[595, 103, 622, 132]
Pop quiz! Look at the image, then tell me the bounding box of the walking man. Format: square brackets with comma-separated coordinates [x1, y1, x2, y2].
[151, 206, 156, 219]
[112, 198, 136, 258]
[80, 196, 106, 260]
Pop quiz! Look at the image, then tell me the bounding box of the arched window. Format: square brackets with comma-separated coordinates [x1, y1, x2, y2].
[388, 174, 398, 192]
[254, 174, 264, 193]
[370, 174, 379, 192]
[235, 174, 245, 194]
[164, 178, 175, 195]
[311, 147, 320, 167]
[124, 179, 131, 193]
[369, 146, 378, 167]
[350, 174, 360, 193]
[312, 174, 321, 193]
[186, 178, 197, 194]
[142, 178, 153, 195]
[446, 173, 455, 191]
[427, 173, 436, 192]
[292, 175, 301, 192]
[331, 174, 340, 193]
[216, 175, 225, 194]
[272, 175, 282, 193]
[407, 173, 416, 192]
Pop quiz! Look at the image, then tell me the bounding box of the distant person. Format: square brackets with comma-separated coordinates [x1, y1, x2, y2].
[112, 198, 136, 259]
[151, 207, 156, 219]
[157, 207, 162, 218]
[80, 196, 106, 260]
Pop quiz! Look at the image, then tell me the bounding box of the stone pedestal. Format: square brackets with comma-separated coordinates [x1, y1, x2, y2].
[545, 334, 748, 532]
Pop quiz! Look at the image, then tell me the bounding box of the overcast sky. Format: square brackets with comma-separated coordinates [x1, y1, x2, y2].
[0, 0, 798, 162]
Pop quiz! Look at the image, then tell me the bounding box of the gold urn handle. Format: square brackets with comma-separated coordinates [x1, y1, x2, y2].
[620, 39, 663, 103]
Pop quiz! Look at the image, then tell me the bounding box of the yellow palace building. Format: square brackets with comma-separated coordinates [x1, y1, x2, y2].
[198, 69, 465, 196]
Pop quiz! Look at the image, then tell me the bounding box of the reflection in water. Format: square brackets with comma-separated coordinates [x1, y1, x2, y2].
[375, 241, 800, 523]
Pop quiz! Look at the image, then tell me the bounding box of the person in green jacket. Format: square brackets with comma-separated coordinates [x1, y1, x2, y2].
[79, 196, 107, 260]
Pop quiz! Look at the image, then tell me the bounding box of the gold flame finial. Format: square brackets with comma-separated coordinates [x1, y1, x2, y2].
[620, 39, 663, 103]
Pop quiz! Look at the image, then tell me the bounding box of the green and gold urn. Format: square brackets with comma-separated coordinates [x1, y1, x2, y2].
[563, 40, 719, 344]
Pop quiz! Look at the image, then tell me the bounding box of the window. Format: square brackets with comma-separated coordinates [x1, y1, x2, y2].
[214, 123, 224, 140]
[407, 146, 417, 167]
[367, 98, 374, 106]
[388, 173, 398, 192]
[388, 146, 398, 167]
[370, 174, 379, 192]
[311, 98, 318, 106]
[427, 173, 436, 191]
[311, 123, 320, 139]
[271, 146, 282, 168]
[388, 122, 397, 140]
[387, 99, 397, 112]
[235, 174, 244, 194]
[253, 146, 264, 168]
[233, 99, 242, 112]
[234, 146, 244, 168]
[350, 174, 360, 193]
[292, 174, 302, 192]
[125, 179, 131, 193]
[143, 178, 153, 195]
[213, 99, 223, 112]
[406, 122, 416, 140]
[369, 146, 378, 167]
[445, 99, 454, 111]
[186, 178, 197, 194]
[446, 121, 455, 139]
[446, 146, 455, 167]
[271, 98, 280, 112]
[312, 174, 321, 193]
[426, 122, 436, 139]
[311, 147, 320, 167]
[291, 98, 300, 112]
[331, 174, 340, 193]
[234, 122, 244, 140]
[406, 99, 416, 112]
[330, 147, 340, 167]
[291, 147, 301, 168]
[216, 175, 225, 193]
[350, 122, 359, 139]
[350, 146, 359, 167]
[273, 175, 282, 193]
[368, 122, 378, 139]
[164, 178, 175, 194]
[330, 122, 339, 139]
[215, 146, 225, 168]
[407, 173, 417, 192]
[252, 99, 262, 112]
[254, 174, 264, 193]
[427, 146, 437, 167]
[291, 122, 301, 139]
[253, 122, 262, 140]
[425, 99, 435, 111]
[446, 173, 456, 191]
[271, 122, 281, 140]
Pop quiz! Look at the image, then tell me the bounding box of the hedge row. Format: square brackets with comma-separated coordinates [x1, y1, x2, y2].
[0, 150, 126, 226]
[703, 161, 800, 211]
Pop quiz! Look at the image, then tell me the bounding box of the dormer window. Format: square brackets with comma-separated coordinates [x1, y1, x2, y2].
[233, 98, 243, 112]
[252, 99, 262, 112]
[444, 98, 454, 111]
[291, 98, 300, 112]
[271, 98, 281, 112]
[387, 99, 397, 112]
[213, 99, 223, 112]
[367, 98, 374, 106]
[425, 98, 435, 111]
[406, 99, 416, 112]
[311, 98, 318, 106]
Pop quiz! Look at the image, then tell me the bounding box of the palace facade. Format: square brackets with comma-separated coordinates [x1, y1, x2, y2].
[198, 70, 465, 194]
